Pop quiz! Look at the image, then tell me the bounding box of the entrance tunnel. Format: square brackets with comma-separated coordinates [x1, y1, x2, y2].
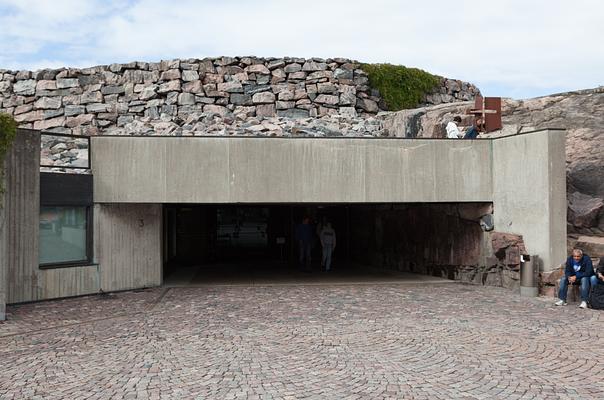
[162, 203, 490, 284]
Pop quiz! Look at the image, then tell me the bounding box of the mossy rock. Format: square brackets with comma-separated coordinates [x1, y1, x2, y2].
[0, 112, 18, 197]
[360, 63, 440, 111]
[0, 113, 17, 147]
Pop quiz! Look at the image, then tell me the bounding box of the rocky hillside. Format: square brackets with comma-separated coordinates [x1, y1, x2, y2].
[501, 88, 604, 238]
[381, 87, 604, 239]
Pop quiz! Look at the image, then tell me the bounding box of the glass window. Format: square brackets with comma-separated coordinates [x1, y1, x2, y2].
[39, 206, 89, 265]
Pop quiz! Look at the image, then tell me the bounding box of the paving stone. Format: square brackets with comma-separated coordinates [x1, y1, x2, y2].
[1, 283, 603, 398]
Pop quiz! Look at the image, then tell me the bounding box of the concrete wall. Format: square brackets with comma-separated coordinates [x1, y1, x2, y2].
[37, 266, 100, 300]
[0, 152, 6, 319]
[95, 203, 162, 292]
[92, 137, 493, 204]
[0, 130, 101, 304]
[2, 131, 40, 305]
[6, 202, 161, 304]
[493, 129, 567, 272]
[1, 130, 161, 306]
[1, 131, 101, 303]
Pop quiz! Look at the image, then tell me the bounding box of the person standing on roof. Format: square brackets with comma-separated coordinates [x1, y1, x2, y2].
[446, 116, 464, 138]
[463, 117, 485, 139]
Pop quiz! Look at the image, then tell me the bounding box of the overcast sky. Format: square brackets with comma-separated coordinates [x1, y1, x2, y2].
[0, 0, 602, 99]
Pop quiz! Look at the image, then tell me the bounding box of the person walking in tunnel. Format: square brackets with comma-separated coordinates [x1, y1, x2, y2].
[295, 216, 314, 272]
[555, 248, 594, 309]
[319, 221, 337, 272]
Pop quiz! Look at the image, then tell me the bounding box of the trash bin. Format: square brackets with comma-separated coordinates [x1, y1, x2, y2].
[520, 254, 538, 297]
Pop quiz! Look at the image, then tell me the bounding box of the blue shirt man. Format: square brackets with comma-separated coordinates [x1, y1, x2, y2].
[555, 249, 595, 308]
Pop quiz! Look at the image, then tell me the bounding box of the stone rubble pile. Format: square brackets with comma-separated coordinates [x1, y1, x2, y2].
[0, 56, 479, 137]
[40, 136, 89, 168]
[118, 112, 387, 137]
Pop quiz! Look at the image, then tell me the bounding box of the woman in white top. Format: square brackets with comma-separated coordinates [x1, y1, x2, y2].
[446, 116, 463, 138]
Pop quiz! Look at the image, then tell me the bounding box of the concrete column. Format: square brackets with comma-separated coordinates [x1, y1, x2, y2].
[492, 129, 567, 272]
[0, 129, 39, 316]
[95, 203, 162, 292]
[0, 158, 7, 320]
[3, 131, 40, 304]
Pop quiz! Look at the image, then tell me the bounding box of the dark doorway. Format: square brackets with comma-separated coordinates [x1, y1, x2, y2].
[163, 204, 352, 280]
[162, 202, 488, 285]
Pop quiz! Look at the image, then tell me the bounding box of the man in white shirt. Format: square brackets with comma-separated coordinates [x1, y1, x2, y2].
[446, 116, 463, 138]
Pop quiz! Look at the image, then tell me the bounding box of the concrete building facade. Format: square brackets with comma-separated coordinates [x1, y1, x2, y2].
[0, 128, 566, 318]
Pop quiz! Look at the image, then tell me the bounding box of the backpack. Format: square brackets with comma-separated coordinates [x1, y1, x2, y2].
[589, 283, 604, 310]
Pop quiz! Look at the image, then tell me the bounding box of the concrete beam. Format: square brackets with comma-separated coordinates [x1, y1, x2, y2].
[92, 137, 493, 204]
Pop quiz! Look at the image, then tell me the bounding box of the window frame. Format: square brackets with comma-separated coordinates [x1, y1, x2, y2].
[39, 205, 94, 269]
[39, 170, 94, 269]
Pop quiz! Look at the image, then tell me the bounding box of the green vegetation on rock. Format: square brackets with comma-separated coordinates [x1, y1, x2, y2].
[0, 113, 17, 201]
[360, 63, 440, 111]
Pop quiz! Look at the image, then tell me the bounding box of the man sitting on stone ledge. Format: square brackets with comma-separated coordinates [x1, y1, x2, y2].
[555, 248, 595, 308]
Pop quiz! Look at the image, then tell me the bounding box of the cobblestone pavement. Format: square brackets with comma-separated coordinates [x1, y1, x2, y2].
[1, 283, 604, 399]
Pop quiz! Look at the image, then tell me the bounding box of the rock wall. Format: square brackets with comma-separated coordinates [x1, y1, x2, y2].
[347, 204, 536, 290]
[0, 57, 478, 137]
[348, 203, 523, 288]
[500, 88, 604, 237]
